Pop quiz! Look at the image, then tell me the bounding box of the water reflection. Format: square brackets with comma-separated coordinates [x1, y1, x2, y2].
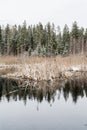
[0, 77, 87, 104]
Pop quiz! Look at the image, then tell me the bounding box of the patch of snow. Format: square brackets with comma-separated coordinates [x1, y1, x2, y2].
[70, 66, 81, 71]
[64, 71, 73, 77]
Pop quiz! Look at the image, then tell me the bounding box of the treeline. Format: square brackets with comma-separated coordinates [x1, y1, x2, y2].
[0, 21, 87, 56]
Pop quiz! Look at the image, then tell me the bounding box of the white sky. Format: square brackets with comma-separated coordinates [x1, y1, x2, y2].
[0, 0, 87, 28]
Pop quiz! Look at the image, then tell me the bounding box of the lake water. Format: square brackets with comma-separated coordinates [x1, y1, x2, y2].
[0, 78, 87, 130]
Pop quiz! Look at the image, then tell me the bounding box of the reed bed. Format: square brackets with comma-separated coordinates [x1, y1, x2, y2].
[0, 55, 87, 80]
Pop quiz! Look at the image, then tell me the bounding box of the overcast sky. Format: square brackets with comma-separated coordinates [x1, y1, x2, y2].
[0, 0, 87, 28]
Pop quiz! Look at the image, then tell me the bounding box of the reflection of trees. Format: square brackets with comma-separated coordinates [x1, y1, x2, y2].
[0, 77, 87, 104]
[0, 78, 59, 104]
[63, 79, 87, 103]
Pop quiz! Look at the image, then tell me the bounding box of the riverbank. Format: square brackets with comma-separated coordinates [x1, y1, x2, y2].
[0, 55, 87, 81]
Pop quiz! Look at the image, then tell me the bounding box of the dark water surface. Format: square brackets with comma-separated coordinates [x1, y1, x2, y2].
[0, 78, 87, 130]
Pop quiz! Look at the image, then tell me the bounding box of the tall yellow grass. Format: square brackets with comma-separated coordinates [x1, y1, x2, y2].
[0, 55, 86, 80]
[0, 55, 86, 65]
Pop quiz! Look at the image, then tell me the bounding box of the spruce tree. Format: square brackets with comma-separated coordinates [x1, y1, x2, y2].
[0, 26, 2, 54]
[5, 24, 11, 55]
[62, 24, 70, 55]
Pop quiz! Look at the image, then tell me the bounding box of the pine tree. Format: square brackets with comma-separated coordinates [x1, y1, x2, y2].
[21, 20, 27, 53]
[62, 24, 70, 55]
[0, 26, 2, 55]
[71, 21, 79, 54]
[11, 25, 18, 55]
[84, 29, 87, 54]
[79, 27, 84, 54]
[5, 24, 11, 55]
[56, 26, 62, 54]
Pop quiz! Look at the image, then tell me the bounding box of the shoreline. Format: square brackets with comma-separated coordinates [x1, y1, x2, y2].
[0, 55, 87, 83]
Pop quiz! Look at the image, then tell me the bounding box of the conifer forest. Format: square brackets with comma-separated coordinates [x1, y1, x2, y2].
[0, 21, 87, 56]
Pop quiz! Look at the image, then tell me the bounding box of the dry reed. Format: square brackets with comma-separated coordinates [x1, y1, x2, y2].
[0, 55, 87, 80]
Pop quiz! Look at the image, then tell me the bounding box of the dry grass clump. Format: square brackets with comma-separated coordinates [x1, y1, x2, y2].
[0, 55, 87, 80]
[0, 67, 16, 76]
[20, 55, 87, 80]
[0, 56, 18, 64]
[0, 54, 86, 65]
[21, 60, 60, 80]
[0, 56, 53, 64]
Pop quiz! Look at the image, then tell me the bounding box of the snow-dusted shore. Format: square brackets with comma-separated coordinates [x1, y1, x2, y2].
[0, 62, 87, 81]
[1, 62, 60, 80]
